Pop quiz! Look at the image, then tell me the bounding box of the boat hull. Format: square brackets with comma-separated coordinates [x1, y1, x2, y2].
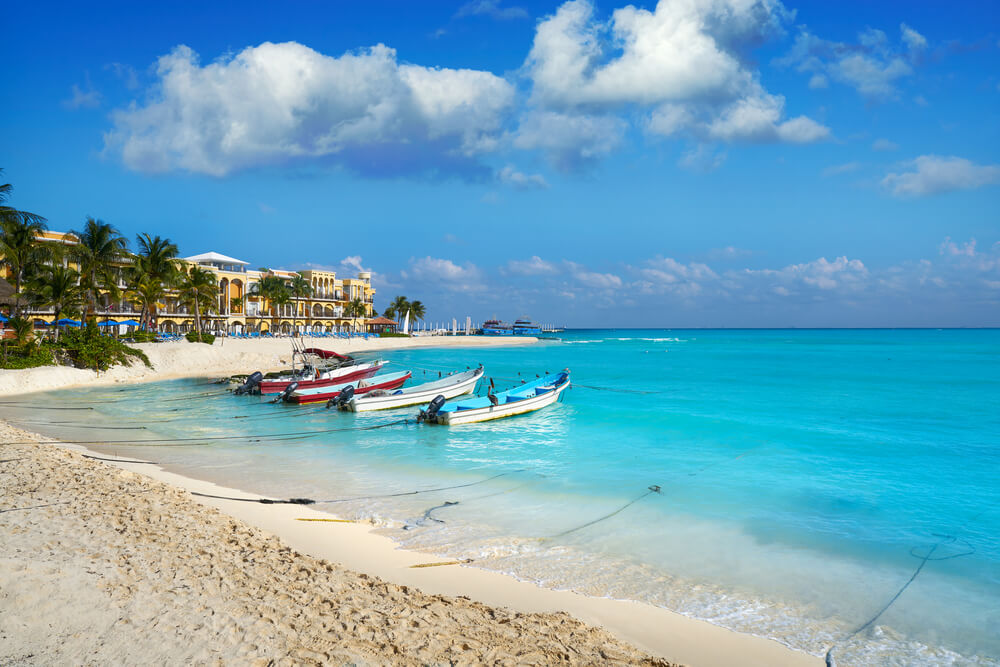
[259, 362, 383, 394]
[341, 369, 482, 412]
[285, 372, 411, 405]
[434, 377, 570, 425]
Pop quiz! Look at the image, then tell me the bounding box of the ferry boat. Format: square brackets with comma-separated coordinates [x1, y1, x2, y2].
[481, 319, 513, 336]
[513, 318, 543, 335]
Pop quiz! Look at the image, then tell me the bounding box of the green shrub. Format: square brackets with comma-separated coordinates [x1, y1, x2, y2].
[0, 345, 55, 369]
[378, 331, 410, 338]
[185, 331, 215, 344]
[130, 330, 158, 343]
[59, 327, 151, 371]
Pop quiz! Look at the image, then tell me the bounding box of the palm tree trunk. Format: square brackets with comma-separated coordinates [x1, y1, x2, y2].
[193, 289, 202, 338]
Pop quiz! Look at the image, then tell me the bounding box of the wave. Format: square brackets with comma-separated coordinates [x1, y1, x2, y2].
[563, 340, 604, 344]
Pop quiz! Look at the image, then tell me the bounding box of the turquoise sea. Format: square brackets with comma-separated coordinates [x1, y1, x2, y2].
[6, 329, 999, 665]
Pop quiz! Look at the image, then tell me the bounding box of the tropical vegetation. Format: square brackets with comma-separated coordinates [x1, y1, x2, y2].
[382, 295, 427, 330]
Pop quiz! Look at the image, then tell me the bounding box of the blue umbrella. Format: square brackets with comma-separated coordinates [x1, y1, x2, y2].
[97, 320, 119, 327]
[0, 314, 8, 323]
[117, 319, 141, 327]
[52, 318, 82, 327]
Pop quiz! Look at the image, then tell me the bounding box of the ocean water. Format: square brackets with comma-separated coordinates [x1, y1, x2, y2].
[6, 329, 999, 665]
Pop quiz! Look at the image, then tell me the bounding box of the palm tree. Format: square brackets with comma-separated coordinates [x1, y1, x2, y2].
[251, 274, 289, 334]
[0, 170, 50, 317]
[386, 295, 409, 323]
[408, 300, 426, 324]
[128, 233, 180, 330]
[29, 266, 85, 342]
[6, 316, 34, 348]
[345, 297, 366, 332]
[70, 217, 129, 326]
[177, 266, 219, 338]
[289, 273, 312, 330]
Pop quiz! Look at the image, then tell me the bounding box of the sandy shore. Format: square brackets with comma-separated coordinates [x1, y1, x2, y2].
[0, 335, 536, 397]
[0, 338, 822, 666]
[0, 423, 674, 665]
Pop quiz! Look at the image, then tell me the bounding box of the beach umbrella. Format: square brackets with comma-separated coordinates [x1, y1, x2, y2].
[52, 318, 82, 327]
[0, 313, 8, 323]
[117, 319, 141, 326]
[97, 320, 119, 327]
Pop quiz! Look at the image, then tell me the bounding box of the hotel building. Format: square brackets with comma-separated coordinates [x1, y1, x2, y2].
[7, 232, 376, 334]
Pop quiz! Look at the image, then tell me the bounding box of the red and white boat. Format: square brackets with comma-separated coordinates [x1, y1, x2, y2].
[284, 371, 412, 405]
[258, 359, 384, 395]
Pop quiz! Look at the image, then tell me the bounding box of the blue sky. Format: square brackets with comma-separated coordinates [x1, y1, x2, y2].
[3, 0, 998, 326]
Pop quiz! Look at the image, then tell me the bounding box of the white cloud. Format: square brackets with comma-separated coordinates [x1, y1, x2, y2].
[525, 0, 827, 148]
[565, 261, 623, 289]
[497, 165, 549, 189]
[678, 144, 727, 172]
[405, 256, 485, 291]
[778, 28, 916, 100]
[512, 110, 625, 170]
[882, 155, 1000, 197]
[506, 256, 559, 275]
[705, 90, 831, 143]
[900, 23, 927, 53]
[872, 138, 899, 151]
[106, 42, 514, 177]
[339, 255, 369, 273]
[63, 82, 101, 109]
[456, 0, 528, 20]
[939, 237, 976, 257]
[822, 162, 861, 177]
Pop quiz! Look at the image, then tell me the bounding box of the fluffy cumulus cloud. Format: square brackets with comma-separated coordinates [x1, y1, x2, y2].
[881, 155, 1000, 197]
[105, 42, 515, 177]
[522, 0, 828, 151]
[778, 24, 924, 100]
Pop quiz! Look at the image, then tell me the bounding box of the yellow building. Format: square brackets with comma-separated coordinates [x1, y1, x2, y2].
[7, 235, 376, 334]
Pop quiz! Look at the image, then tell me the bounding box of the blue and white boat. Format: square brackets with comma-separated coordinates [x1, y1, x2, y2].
[513, 318, 543, 335]
[480, 319, 513, 336]
[418, 371, 570, 425]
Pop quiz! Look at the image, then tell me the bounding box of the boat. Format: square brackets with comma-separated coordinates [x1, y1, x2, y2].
[513, 318, 543, 335]
[258, 359, 384, 395]
[338, 366, 484, 412]
[284, 370, 412, 405]
[480, 319, 513, 336]
[301, 348, 352, 361]
[417, 371, 570, 425]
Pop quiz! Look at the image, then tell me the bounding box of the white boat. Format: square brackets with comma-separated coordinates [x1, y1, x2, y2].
[338, 366, 484, 412]
[420, 371, 570, 425]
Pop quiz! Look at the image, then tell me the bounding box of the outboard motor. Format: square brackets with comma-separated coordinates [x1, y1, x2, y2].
[335, 384, 356, 409]
[273, 381, 299, 403]
[417, 394, 447, 423]
[234, 371, 263, 395]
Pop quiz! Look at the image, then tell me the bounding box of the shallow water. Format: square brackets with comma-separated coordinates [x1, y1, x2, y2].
[7, 329, 999, 665]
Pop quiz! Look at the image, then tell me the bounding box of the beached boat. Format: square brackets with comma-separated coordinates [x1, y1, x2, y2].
[258, 359, 384, 395]
[338, 366, 484, 412]
[418, 371, 570, 425]
[284, 370, 412, 405]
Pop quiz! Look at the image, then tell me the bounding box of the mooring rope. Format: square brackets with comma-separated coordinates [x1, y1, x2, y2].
[822, 509, 988, 666]
[0, 418, 412, 448]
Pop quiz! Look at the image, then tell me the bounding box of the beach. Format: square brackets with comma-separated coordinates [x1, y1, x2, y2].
[0, 335, 536, 397]
[0, 336, 823, 666]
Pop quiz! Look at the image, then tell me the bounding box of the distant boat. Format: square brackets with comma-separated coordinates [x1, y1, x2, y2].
[257, 359, 384, 395]
[481, 319, 513, 336]
[338, 366, 484, 412]
[284, 371, 412, 405]
[513, 318, 543, 335]
[418, 371, 570, 425]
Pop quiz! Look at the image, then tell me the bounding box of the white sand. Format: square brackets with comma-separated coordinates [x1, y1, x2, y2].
[0, 338, 822, 665]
